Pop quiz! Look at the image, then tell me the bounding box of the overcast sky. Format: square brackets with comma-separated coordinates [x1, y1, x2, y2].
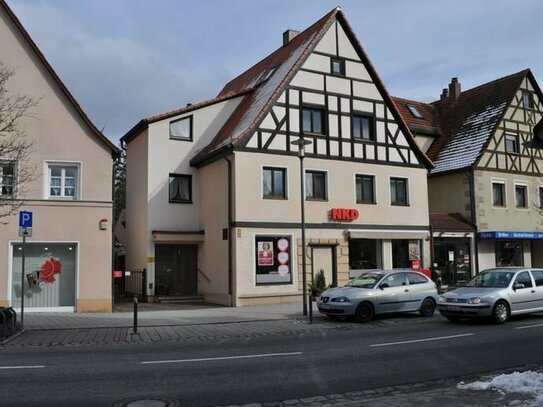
[6, 0, 543, 144]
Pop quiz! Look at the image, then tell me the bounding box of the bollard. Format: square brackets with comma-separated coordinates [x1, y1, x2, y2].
[132, 294, 138, 334]
[0, 309, 5, 339]
[308, 291, 313, 324]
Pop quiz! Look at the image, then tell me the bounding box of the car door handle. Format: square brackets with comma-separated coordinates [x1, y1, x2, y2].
[404, 289, 409, 292]
[532, 290, 536, 293]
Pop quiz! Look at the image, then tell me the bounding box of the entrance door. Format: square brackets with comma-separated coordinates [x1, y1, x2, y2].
[155, 244, 198, 296]
[312, 246, 336, 288]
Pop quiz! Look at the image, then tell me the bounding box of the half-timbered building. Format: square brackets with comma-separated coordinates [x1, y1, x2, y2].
[394, 70, 543, 286]
[122, 8, 433, 306]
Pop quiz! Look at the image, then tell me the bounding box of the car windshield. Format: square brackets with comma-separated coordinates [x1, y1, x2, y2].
[467, 270, 514, 288]
[346, 273, 383, 289]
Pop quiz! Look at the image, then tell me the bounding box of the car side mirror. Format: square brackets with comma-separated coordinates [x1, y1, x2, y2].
[379, 283, 389, 290]
[513, 283, 525, 291]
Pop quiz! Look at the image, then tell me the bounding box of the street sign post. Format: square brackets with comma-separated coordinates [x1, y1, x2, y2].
[18, 210, 33, 329]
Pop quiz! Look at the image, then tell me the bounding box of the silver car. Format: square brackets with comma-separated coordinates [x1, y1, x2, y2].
[438, 267, 543, 324]
[317, 270, 439, 322]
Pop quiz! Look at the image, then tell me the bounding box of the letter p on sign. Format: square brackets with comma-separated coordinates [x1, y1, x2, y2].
[19, 210, 33, 228]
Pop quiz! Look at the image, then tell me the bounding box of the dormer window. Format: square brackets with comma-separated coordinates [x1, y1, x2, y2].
[331, 58, 345, 76]
[169, 116, 193, 141]
[407, 104, 424, 119]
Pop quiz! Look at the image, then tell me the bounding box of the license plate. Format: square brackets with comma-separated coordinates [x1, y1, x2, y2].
[448, 305, 461, 311]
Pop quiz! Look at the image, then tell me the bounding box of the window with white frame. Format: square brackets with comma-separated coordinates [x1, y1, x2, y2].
[515, 184, 527, 208]
[492, 181, 505, 207]
[48, 164, 79, 199]
[390, 177, 409, 206]
[0, 160, 15, 198]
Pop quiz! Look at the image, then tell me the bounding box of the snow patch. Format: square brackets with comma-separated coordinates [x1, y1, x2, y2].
[458, 371, 543, 407]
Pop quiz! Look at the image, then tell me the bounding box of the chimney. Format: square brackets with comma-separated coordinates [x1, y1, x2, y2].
[440, 88, 449, 101]
[448, 77, 461, 101]
[283, 29, 300, 46]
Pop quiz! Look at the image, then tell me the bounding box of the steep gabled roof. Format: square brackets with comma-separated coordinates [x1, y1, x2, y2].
[395, 70, 530, 175]
[190, 7, 432, 168]
[391, 96, 439, 136]
[0, 0, 118, 156]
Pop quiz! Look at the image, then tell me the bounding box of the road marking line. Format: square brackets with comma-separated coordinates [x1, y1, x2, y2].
[515, 323, 543, 330]
[0, 365, 45, 370]
[370, 333, 474, 347]
[142, 352, 302, 365]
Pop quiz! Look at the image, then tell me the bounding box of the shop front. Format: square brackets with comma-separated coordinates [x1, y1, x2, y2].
[478, 231, 543, 269]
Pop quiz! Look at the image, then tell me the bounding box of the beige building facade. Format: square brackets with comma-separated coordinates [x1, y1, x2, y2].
[123, 8, 432, 306]
[0, 1, 118, 312]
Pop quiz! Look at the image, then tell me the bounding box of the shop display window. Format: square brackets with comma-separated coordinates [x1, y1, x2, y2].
[11, 243, 77, 308]
[496, 240, 523, 266]
[392, 239, 421, 269]
[255, 236, 292, 285]
[349, 239, 381, 270]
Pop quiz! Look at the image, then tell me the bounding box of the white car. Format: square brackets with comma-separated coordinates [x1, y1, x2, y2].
[438, 267, 543, 324]
[317, 270, 439, 322]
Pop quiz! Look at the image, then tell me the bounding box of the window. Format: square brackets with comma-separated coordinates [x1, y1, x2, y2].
[331, 58, 344, 76]
[263, 167, 286, 199]
[305, 170, 327, 200]
[496, 240, 523, 266]
[349, 239, 382, 269]
[492, 182, 505, 207]
[169, 116, 193, 140]
[515, 271, 533, 289]
[352, 114, 374, 141]
[390, 177, 408, 206]
[48, 164, 79, 199]
[0, 160, 15, 197]
[408, 272, 428, 285]
[515, 184, 527, 208]
[355, 174, 375, 204]
[169, 174, 192, 203]
[540, 187, 543, 209]
[407, 104, 424, 119]
[255, 235, 292, 285]
[382, 273, 407, 287]
[531, 270, 543, 287]
[522, 91, 533, 109]
[302, 107, 325, 134]
[505, 133, 519, 154]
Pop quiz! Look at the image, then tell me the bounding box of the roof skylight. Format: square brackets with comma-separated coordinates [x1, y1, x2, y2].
[407, 104, 424, 119]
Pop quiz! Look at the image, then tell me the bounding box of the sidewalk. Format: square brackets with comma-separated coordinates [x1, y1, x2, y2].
[2, 302, 347, 347]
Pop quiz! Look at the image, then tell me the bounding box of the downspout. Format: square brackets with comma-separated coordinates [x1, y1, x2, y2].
[467, 169, 478, 275]
[224, 149, 234, 306]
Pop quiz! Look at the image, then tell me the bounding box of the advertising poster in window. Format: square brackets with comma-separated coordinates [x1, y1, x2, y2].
[408, 240, 421, 260]
[256, 236, 292, 284]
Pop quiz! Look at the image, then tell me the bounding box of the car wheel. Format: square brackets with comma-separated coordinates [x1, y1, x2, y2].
[355, 302, 374, 323]
[446, 316, 460, 322]
[492, 301, 510, 324]
[419, 298, 436, 317]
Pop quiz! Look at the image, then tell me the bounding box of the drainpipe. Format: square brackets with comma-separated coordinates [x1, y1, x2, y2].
[224, 151, 234, 306]
[467, 169, 478, 275]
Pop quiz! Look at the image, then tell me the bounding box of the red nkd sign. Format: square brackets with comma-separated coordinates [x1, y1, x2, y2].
[330, 208, 359, 221]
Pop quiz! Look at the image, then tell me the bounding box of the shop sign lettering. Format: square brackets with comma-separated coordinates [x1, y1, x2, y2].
[330, 208, 359, 221]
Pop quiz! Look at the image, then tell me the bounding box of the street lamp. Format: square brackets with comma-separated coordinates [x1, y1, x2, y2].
[291, 136, 312, 318]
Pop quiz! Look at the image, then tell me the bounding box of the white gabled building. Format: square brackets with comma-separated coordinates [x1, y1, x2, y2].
[122, 8, 433, 306]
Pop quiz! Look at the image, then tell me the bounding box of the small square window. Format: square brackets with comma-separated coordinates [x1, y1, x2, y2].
[522, 91, 533, 109]
[492, 182, 505, 207]
[515, 185, 527, 208]
[356, 174, 375, 204]
[263, 167, 286, 199]
[352, 115, 374, 141]
[302, 107, 325, 134]
[505, 133, 519, 154]
[169, 174, 192, 203]
[539, 187, 543, 209]
[169, 116, 193, 141]
[331, 58, 345, 76]
[305, 170, 327, 200]
[0, 160, 15, 198]
[390, 177, 409, 206]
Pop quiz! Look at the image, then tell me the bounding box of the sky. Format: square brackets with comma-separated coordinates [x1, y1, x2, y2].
[5, 0, 543, 145]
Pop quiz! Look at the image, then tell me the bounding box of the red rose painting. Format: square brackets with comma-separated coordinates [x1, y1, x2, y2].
[39, 256, 62, 284]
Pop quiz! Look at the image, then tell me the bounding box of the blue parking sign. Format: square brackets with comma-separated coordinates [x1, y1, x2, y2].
[19, 210, 33, 228]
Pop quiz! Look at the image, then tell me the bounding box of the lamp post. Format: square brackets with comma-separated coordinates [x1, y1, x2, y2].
[291, 136, 312, 317]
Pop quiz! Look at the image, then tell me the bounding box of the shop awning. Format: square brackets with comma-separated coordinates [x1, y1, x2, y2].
[347, 229, 429, 240]
[152, 230, 205, 243]
[478, 231, 543, 240]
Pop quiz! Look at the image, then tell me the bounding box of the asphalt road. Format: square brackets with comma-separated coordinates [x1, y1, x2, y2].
[2, 314, 543, 406]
